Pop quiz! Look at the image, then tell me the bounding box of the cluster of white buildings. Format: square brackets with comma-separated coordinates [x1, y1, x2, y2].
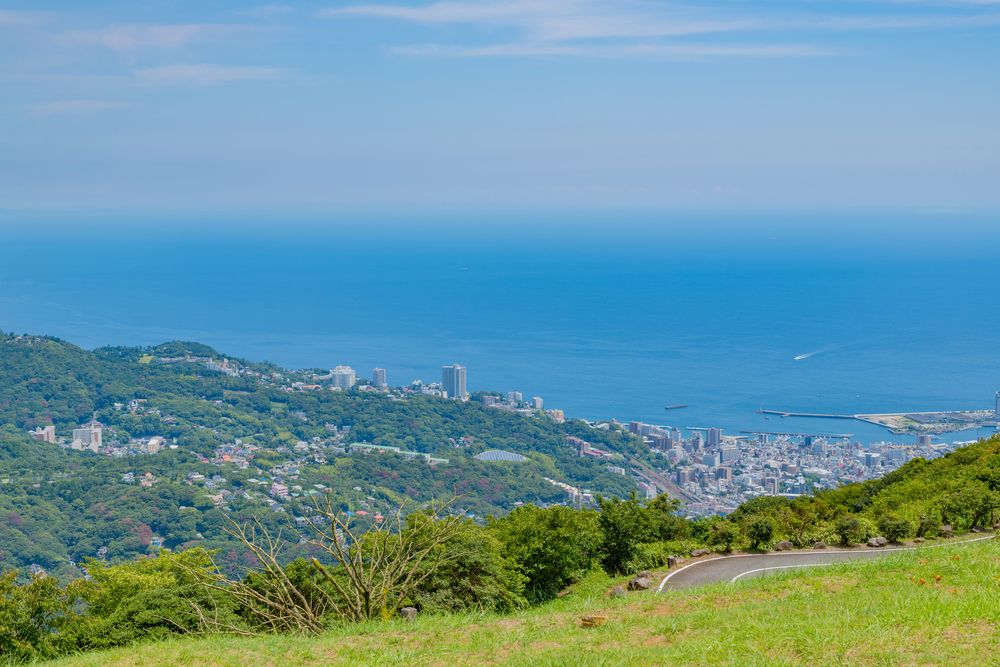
[29, 420, 169, 457]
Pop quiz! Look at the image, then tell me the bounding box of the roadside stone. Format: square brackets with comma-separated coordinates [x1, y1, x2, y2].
[868, 537, 888, 547]
[971, 526, 983, 533]
[940, 524, 954, 538]
[691, 548, 711, 557]
[667, 556, 684, 568]
[609, 585, 627, 599]
[774, 540, 794, 552]
[637, 570, 652, 578]
[812, 541, 827, 550]
[399, 607, 418, 622]
[581, 615, 608, 628]
[627, 576, 653, 591]
[913, 537, 925, 543]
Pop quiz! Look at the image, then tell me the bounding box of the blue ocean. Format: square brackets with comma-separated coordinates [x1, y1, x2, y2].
[2, 212, 998, 444]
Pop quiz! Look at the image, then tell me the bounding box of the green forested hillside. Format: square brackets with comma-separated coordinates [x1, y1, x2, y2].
[0, 333, 643, 576]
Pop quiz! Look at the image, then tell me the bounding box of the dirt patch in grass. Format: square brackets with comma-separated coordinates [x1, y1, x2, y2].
[939, 621, 997, 642]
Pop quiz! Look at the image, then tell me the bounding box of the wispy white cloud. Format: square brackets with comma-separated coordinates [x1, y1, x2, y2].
[788, 12, 1000, 31]
[31, 99, 128, 115]
[135, 63, 283, 85]
[324, 0, 1000, 59]
[62, 23, 247, 54]
[324, 0, 753, 41]
[396, 42, 832, 59]
[0, 9, 49, 27]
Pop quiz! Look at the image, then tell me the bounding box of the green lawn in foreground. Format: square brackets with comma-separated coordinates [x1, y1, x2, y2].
[48, 538, 1000, 667]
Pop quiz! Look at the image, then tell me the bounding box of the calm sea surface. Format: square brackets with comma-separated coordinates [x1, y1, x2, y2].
[2, 213, 998, 443]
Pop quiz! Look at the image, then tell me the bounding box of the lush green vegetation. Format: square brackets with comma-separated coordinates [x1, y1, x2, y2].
[0, 333, 642, 576]
[3, 331, 1000, 665]
[43, 537, 1000, 667]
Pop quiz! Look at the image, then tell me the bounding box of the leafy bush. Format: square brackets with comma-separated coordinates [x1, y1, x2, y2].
[623, 539, 702, 573]
[66, 549, 239, 651]
[744, 518, 775, 550]
[410, 519, 527, 614]
[0, 571, 76, 662]
[877, 514, 913, 543]
[488, 505, 600, 603]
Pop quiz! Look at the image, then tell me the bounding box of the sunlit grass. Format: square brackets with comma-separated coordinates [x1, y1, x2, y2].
[49, 538, 999, 667]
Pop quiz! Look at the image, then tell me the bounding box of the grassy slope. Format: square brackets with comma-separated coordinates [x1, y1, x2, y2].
[51, 538, 999, 667]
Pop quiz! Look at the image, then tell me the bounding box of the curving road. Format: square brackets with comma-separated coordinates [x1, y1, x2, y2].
[657, 534, 996, 592]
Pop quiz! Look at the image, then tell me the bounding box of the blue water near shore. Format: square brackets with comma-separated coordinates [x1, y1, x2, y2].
[2, 212, 998, 444]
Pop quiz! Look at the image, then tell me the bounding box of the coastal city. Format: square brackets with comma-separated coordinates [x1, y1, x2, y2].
[27, 352, 1000, 518]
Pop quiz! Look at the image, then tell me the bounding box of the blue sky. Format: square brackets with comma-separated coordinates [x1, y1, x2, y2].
[1, 1, 999, 214]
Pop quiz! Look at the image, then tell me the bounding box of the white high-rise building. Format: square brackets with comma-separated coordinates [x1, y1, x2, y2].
[373, 368, 387, 389]
[532, 396, 544, 410]
[442, 364, 468, 400]
[31, 425, 56, 443]
[331, 365, 357, 389]
[707, 427, 723, 448]
[71, 421, 102, 452]
[995, 391, 1000, 416]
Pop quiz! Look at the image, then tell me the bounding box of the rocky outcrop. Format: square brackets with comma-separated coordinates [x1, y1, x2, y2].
[627, 576, 653, 591]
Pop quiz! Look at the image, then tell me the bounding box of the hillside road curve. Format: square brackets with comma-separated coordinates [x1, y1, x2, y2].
[658, 534, 996, 592]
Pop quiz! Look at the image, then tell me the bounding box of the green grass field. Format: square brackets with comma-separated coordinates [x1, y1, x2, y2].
[50, 538, 1000, 667]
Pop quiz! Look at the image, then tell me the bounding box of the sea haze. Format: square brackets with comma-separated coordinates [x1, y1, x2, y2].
[2, 212, 998, 444]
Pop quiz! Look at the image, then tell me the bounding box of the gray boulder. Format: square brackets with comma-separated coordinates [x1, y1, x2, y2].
[609, 585, 627, 599]
[812, 541, 827, 550]
[867, 536, 888, 547]
[691, 548, 711, 557]
[627, 576, 653, 591]
[774, 540, 794, 552]
[940, 524, 954, 537]
[913, 537, 925, 543]
[667, 556, 684, 568]
[399, 607, 418, 622]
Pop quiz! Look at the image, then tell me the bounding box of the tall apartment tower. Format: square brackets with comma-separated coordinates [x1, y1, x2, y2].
[995, 391, 1000, 416]
[72, 421, 102, 452]
[707, 427, 723, 448]
[331, 365, 357, 389]
[442, 364, 468, 400]
[372, 368, 387, 389]
[31, 425, 56, 444]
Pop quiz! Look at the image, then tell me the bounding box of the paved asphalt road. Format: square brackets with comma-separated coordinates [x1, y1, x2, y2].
[658, 534, 996, 591]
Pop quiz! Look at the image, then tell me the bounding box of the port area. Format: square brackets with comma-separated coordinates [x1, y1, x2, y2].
[757, 408, 999, 435]
[855, 410, 1000, 435]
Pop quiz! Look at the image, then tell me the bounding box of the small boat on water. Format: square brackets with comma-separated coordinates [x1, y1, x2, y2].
[664, 404, 688, 410]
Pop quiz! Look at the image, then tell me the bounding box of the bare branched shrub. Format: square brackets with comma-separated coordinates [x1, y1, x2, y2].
[194, 518, 331, 635]
[199, 499, 471, 634]
[304, 498, 471, 622]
